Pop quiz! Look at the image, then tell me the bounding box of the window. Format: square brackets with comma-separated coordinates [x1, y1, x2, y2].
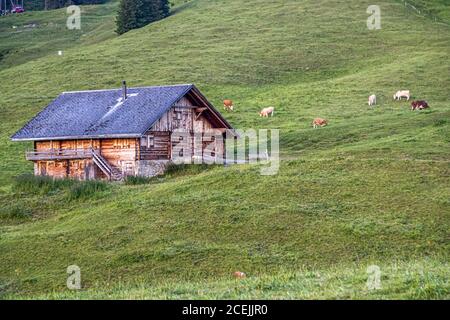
[148, 136, 155, 148]
[141, 137, 147, 147]
[174, 111, 182, 120]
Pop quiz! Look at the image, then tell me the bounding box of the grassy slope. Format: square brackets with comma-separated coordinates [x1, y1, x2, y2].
[25, 260, 450, 299]
[0, 0, 449, 299]
[401, 0, 450, 22]
[0, 2, 117, 69]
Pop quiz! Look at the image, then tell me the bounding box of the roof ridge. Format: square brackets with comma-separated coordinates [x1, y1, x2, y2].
[62, 84, 193, 94]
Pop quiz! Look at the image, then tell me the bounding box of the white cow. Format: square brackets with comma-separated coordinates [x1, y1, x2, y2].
[260, 107, 275, 117]
[368, 94, 377, 106]
[393, 90, 410, 101]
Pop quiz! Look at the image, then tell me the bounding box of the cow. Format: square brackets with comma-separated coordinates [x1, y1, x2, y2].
[312, 118, 328, 128]
[411, 100, 430, 110]
[368, 94, 377, 106]
[223, 99, 234, 111]
[233, 271, 246, 279]
[260, 107, 275, 117]
[393, 90, 410, 101]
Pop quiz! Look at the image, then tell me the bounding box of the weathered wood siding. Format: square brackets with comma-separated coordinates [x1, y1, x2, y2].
[99, 138, 137, 175]
[143, 95, 226, 162]
[149, 97, 194, 132]
[34, 159, 98, 180]
[36, 140, 101, 150]
[34, 138, 138, 179]
[140, 132, 171, 160]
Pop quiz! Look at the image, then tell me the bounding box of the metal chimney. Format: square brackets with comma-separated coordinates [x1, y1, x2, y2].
[122, 80, 127, 101]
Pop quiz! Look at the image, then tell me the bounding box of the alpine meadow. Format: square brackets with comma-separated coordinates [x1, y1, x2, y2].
[0, 0, 449, 299]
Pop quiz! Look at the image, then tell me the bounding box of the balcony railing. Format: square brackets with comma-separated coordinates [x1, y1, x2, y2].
[26, 149, 94, 161]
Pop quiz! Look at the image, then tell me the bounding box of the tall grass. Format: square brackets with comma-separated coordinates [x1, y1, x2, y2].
[13, 174, 109, 201]
[0, 203, 32, 220]
[13, 174, 74, 195]
[66, 180, 110, 201]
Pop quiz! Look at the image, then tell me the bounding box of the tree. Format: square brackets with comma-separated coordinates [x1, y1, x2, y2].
[153, 0, 170, 19]
[116, 0, 138, 35]
[116, 0, 170, 35]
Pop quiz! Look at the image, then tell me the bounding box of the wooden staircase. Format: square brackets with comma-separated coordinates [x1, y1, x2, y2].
[91, 149, 123, 181]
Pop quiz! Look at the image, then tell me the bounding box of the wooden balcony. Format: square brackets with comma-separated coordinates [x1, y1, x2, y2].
[26, 149, 93, 161]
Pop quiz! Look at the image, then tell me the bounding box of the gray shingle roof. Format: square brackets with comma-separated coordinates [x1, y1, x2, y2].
[12, 84, 196, 141]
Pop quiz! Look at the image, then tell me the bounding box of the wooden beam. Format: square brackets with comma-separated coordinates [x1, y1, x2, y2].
[172, 105, 200, 109]
[195, 107, 208, 121]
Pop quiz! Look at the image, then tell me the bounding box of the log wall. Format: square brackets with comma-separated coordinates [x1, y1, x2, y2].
[34, 138, 138, 179]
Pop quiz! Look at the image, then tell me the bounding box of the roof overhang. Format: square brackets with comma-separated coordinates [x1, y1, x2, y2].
[11, 133, 142, 142]
[187, 85, 238, 137]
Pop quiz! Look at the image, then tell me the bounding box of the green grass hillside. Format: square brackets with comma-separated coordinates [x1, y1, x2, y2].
[0, 0, 449, 299]
[0, 2, 118, 70]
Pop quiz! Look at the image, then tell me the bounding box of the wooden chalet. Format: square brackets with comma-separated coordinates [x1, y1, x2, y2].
[11, 83, 235, 181]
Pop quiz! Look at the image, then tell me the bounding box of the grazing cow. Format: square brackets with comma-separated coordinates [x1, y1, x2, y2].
[233, 271, 246, 279]
[393, 90, 410, 101]
[223, 99, 234, 111]
[260, 107, 275, 117]
[312, 118, 328, 128]
[368, 94, 377, 106]
[411, 100, 430, 110]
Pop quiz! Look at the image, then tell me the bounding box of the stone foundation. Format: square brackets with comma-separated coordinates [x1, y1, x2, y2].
[135, 160, 171, 177]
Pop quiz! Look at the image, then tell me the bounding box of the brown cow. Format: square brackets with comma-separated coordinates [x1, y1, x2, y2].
[233, 271, 246, 279]
[223, 99, 234, 111]
[411, 100, 430, 110]
[312, 118, 328, 128]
